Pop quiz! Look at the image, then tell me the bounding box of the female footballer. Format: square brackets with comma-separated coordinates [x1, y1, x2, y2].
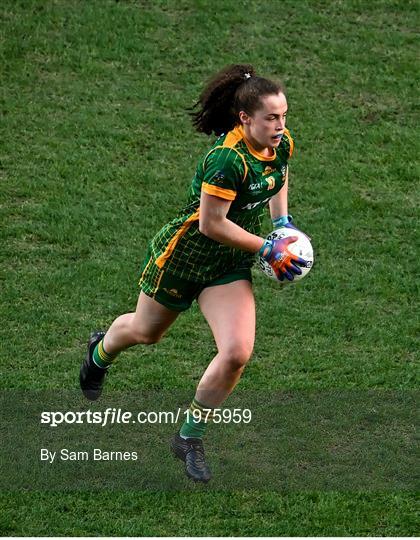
[80, 64, 307, 483]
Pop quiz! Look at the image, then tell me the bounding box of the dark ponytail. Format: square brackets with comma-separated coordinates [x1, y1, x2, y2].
[190, 64, 285, 136]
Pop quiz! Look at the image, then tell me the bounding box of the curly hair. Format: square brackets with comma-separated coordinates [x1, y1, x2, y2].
[190, 64, 285, 136]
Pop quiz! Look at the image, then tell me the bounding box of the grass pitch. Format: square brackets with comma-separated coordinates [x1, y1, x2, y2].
[1, 0, 418, 536]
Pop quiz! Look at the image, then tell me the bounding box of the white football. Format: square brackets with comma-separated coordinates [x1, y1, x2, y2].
[259, 226, 314, 282]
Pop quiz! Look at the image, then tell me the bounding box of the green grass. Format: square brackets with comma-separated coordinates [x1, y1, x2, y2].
[1, 0, 418, 536]
[0, 491, 417, 536]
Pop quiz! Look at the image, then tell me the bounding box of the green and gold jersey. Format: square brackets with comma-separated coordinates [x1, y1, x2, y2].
[147, 125, 294, 283]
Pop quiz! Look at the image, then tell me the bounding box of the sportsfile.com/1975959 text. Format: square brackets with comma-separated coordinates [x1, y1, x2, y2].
[40, 407, 252, 428]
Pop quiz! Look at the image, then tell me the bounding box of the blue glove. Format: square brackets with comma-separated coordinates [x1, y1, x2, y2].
[259, 237, 307, 281]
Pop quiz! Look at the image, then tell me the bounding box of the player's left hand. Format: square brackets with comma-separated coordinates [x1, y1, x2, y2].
[261, 237, 307, 282]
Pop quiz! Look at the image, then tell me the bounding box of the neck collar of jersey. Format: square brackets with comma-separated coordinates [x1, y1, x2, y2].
[236, 125, 276, 161]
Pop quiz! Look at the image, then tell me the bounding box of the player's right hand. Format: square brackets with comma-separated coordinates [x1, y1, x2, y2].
[260, 237, 307, 281]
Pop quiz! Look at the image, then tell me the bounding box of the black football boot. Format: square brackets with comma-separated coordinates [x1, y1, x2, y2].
[170, 433, 212, 483]
[79, 330, 107, 401]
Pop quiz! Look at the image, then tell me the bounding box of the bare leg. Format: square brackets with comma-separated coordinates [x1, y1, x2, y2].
[196, 280, 255, 407]
[102, 291, 179, 355]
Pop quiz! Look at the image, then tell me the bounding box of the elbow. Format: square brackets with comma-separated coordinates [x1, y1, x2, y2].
[198, 219, 211, 237]
[199, 217, 220, 239]
[199, 214, 226, 240]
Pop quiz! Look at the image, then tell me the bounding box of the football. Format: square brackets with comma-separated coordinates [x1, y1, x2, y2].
[259, 227, 314, 282]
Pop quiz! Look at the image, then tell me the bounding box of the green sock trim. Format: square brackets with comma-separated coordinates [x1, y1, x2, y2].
[179, 398, 214, 439]
[179, 419, 207, 439]
[92, 340, 117, 368]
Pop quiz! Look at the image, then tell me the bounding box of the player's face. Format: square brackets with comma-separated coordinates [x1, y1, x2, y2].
[240, 92, 288, 153]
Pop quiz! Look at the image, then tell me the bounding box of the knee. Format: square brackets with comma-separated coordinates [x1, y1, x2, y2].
[129, 326, 163, 346]
[219, 342, 254, 372]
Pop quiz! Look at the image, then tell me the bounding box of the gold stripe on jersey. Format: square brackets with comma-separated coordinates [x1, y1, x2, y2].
[284, 128, 294, 157]
[224, 126, 243, 147]
[202, 182, 236, 200]
[155, 210, 200, 269]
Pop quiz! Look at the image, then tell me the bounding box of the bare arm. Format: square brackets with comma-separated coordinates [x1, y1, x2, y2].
[199, 192, 265, 253]
[269, 167, 289, 221]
